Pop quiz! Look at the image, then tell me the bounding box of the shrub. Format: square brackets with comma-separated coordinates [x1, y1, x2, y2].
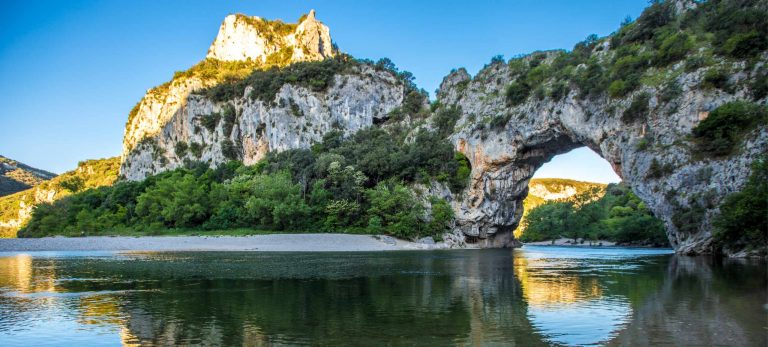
[189, 142, 203, 158]
[201, 113, 221, 132]
[654, 32, 693, 66]
[692, 101, 768, 157]
[701, 68, 729, 90]
[450, 152, 471, 193]
[713, 158, 767, 253]
[622, 93, 650, 123]
[722, 30, 767, 59]
[646, 158, 674, 179]
[402, 90, 426, 115]
[672, 202, 706, 236]
[636, 138, 650, 151]
[222, 104, 237, 135]
[659, 81, 682, 104]
[751, 68, 768, 101]
[684, 56, 707, 72]
[505, 81, 530, 106]
[489, 113, 512, 130]
[221, 139, 239, 160]
[432, 106, 461, 137]
[175, 141, 189, 157]
[549, 81, 569, 101]
[608, 80, 630, 98]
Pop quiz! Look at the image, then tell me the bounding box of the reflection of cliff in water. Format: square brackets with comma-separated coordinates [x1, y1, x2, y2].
[1, 250, 765, 346]
[608, 256, 768, 346]
[111, 251, 550, 346]
[0, 251, 549, 345]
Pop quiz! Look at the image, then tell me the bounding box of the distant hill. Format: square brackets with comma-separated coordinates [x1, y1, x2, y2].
[0, 155, 57, 196]
[516, 178, 608, 237]
[0, 157, 120, 237]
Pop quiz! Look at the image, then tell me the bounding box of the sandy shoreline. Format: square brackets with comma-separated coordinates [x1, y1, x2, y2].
[0, 234, 453, 252]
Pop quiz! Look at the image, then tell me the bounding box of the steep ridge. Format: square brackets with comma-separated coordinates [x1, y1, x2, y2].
[0, 155, 56, 196]
[0, 157, 119, 237]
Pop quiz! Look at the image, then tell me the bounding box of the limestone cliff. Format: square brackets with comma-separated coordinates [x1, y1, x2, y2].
[120, 1, 768, 255]
[206, 10, 335, 63]
[122, 10, 337, 174]
[434, 0, 767, 253]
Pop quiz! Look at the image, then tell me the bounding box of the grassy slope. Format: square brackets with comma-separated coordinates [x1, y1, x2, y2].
[0, 157, 120, 237]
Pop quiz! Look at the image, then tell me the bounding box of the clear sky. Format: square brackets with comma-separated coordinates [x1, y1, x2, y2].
[0, 0, 646, 182]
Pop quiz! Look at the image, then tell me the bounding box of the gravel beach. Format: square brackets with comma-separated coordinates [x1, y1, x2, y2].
[0, 234, 448, 252]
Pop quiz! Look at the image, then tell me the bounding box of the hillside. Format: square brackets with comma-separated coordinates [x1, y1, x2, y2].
[14, 0, 768, 255]
[516, 178, 607, 237]
[0, 155, 56, 196]
[0, 157, 119, 237]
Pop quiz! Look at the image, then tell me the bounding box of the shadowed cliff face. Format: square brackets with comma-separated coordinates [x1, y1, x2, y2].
[437, 58, 767, 254]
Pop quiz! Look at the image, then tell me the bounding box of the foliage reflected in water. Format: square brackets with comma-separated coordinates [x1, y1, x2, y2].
[0, 248, 765, 346]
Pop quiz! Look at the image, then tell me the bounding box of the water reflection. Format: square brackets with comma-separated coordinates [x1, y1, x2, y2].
[0, 248, 764, 346]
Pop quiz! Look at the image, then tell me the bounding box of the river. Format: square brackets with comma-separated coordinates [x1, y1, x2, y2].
[0, 246, 765, 346]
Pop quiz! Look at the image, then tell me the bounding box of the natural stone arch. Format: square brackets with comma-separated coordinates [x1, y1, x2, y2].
[437, 61, 766, 254]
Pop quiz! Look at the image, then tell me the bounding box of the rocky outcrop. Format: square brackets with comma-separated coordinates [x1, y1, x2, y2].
[121, 10, 337, 172]
[206, 10, 335, 63]
[437, 58, 766, 254]
[121, 65, 406, 180]
[120, 3, 768, 255]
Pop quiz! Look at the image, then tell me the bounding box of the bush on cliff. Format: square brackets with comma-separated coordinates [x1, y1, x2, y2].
[693, 101, 768, 157]
[713, 158, 768, 254]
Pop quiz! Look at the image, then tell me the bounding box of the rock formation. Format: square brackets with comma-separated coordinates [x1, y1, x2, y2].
[119, 2, 768, 255]
[206, 10, 335, 63]
[121, 10, 338, 176]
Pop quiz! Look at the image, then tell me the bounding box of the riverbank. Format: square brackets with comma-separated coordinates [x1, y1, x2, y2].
[0, 234, 454, 252]
[524, 238, 671, 248]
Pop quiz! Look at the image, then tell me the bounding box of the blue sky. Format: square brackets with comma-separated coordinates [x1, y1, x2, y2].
[0, 0, 645, 182]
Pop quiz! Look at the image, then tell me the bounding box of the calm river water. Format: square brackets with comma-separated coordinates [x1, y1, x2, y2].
[0, 246, 765, 346]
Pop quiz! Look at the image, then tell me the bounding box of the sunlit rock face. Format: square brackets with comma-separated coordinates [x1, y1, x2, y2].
[121, 10, 339, 174]
[120, 65, 406, 180]
[206, 10, 335, 63]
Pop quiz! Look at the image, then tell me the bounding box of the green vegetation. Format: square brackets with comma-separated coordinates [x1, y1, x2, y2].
[622, 92, 651, 122]
[713, 157, 767, 254]
[20, 126, 467, 240]
[505, 81, 530, 106]
[0, 157, 120, 237]
[199, 54, 418, 107]
[692, 101, 768, 157]
[520, 183, 667, 246]
[495, 0, 768, 106]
